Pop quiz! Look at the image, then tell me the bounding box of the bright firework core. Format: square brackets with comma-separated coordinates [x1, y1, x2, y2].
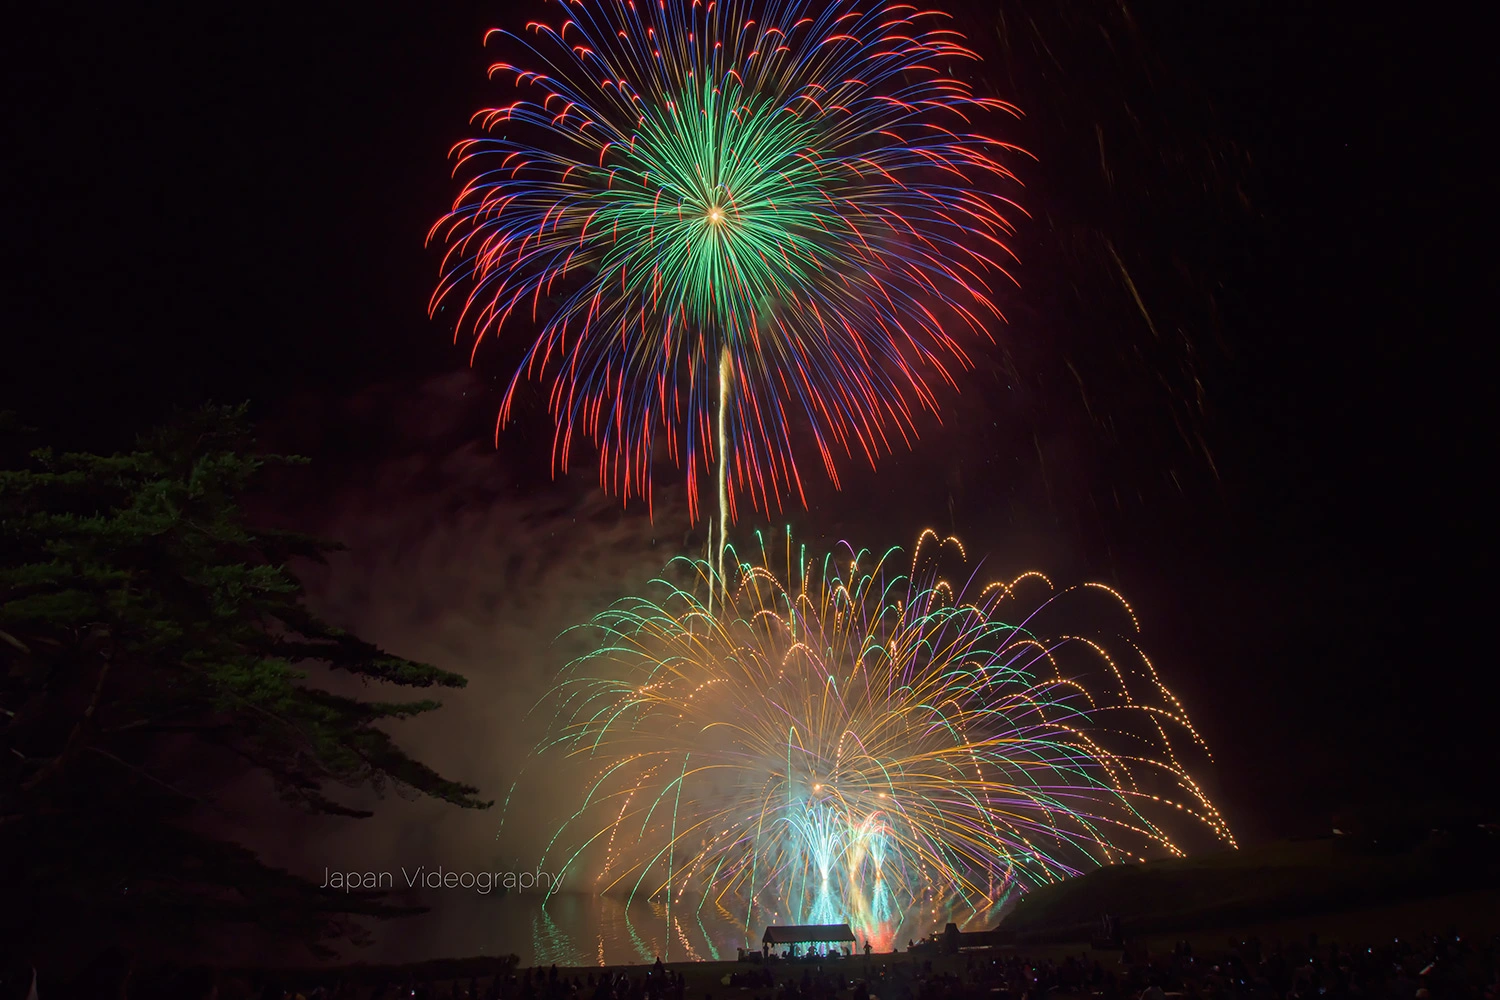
[706, 205, 726, 226]
[527, 531, 1234, 951]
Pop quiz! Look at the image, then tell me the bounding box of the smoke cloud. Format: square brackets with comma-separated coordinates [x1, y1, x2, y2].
[233, 373, 694, 962]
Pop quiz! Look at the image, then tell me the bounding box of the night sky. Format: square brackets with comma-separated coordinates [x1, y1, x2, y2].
[4, 0, 1489, 871]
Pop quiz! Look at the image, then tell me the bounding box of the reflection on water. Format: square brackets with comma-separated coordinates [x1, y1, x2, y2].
[367, 889, 995, 968]
[527, 892, 737, 968]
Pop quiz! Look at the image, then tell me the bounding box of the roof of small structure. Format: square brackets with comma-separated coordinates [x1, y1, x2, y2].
[761, 924, 858, 944]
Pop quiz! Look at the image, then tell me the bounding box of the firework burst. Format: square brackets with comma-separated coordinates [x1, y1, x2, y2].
[527, 529, 1233, 948]
[430, 0, 1028, 521]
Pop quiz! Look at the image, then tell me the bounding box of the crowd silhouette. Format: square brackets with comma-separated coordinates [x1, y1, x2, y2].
[5, 929, 1495, 999]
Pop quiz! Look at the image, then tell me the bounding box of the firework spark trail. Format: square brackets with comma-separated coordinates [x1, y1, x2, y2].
[716, 344, 731, 607]
[527, 529, 1234, 948]
[431, 0, 1029, 521]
